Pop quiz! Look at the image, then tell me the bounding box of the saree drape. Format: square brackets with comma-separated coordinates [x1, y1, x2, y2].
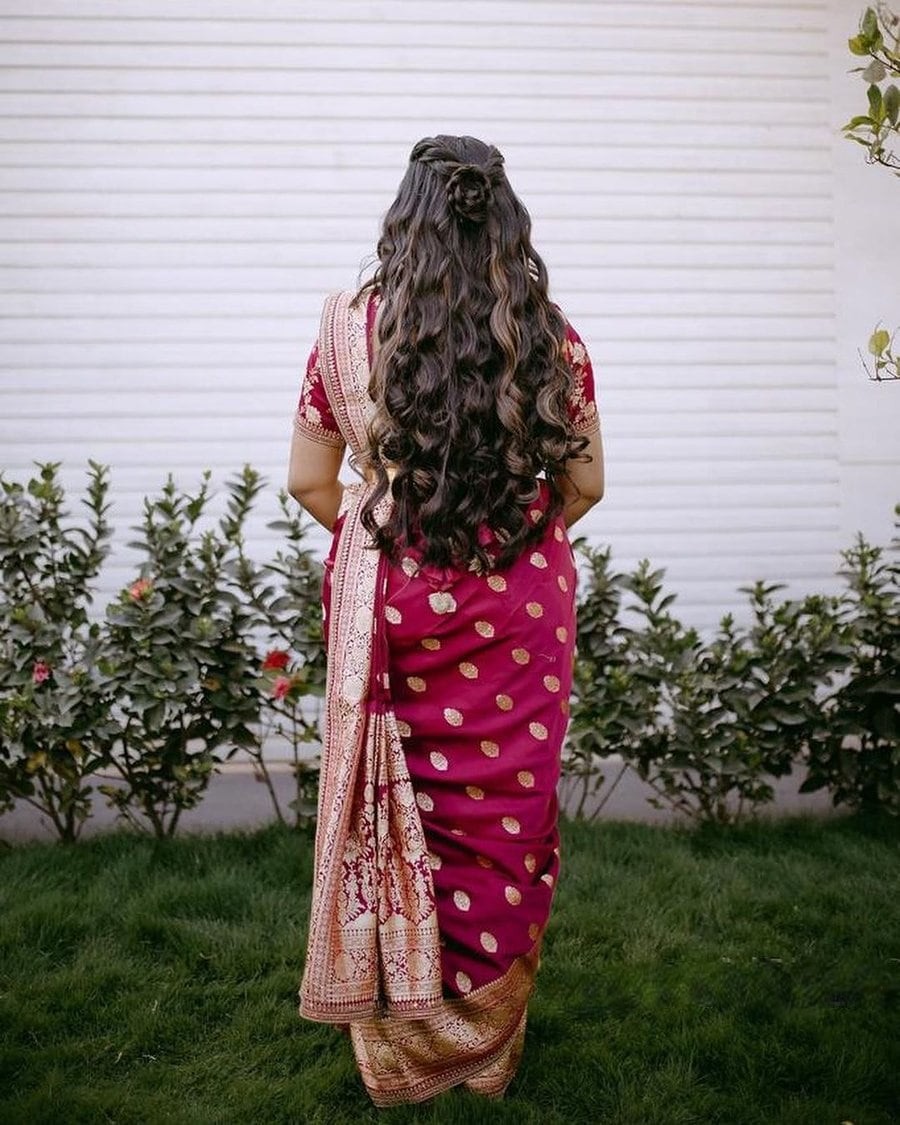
[294, 290, 599, 1105]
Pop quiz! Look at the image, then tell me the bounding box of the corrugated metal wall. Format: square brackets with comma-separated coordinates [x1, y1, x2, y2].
[0, 1, 866, 629]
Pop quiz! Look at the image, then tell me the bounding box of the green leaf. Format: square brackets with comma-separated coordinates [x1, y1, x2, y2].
[869, 328, 891, 356]
[867, 83, 884, 121]
[862, 58, 887, 83]
[884, 84, 900, 126]
[767, 705, 808, 726]
[861, 8, 878, 40]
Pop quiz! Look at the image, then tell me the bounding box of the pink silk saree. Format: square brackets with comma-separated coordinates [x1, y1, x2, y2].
[294, 290, 599, 1105]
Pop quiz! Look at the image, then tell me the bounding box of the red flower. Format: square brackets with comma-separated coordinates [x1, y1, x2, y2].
[129, 577, 153, 601]
[272, 676, 292, 700]
[262, 649, 290, 671]
[32, 661, 52, 684]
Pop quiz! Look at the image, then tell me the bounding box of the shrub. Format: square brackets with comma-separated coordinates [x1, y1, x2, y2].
[0, 462, 117, 842]
[801, 510, 900, 812]
[2, 460, 896, 841]
[222, 467, 325, 830]
[99, 472, 264, 837]
[569, 552, 854, 825]
[0, 462, 326, 842]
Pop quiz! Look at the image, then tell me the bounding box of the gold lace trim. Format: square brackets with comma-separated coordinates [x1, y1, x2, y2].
[349, 942, 541, 1106]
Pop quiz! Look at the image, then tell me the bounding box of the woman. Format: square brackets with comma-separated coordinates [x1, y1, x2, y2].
[287, 135, 604, 1106]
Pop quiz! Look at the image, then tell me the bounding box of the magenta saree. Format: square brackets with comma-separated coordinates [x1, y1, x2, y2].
[294, 290, 599, 1105]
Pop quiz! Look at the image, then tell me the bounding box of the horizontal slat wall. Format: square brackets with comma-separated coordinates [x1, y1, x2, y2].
[0, 0, 840, 629]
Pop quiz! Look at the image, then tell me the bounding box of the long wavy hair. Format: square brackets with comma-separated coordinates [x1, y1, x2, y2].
[357, 134, 588, 572]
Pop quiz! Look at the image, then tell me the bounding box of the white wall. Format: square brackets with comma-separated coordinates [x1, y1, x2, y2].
[829, 0, 900, 549]
[0, 0, 897, 635]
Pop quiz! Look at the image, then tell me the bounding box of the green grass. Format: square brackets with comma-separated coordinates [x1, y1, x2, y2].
[1, 811, 898, 1125]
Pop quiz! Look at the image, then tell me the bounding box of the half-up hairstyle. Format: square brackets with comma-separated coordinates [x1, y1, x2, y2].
[357, 134, 588, 572]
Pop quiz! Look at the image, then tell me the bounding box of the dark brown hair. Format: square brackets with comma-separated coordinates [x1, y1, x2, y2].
[357, 134, 587, 572]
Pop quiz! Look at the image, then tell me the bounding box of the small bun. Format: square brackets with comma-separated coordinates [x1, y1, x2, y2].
[445, 163, 493, 224]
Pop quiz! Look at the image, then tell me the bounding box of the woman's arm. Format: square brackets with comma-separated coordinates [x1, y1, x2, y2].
[556, 428, 605, 529]
[287, 432, 345, 531]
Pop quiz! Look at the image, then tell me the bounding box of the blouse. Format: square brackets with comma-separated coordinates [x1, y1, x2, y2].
[293, 301, 599, 448]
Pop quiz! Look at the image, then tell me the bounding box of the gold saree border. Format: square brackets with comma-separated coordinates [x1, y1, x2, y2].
[349, 942, 542, 1107]
[297, 294, 443, 1025]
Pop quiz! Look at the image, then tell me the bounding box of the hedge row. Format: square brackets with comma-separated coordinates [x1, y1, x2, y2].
[1, 463, 897, 844]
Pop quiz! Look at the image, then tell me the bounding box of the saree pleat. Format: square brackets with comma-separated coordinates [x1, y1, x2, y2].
[297, 290, 576, 1104]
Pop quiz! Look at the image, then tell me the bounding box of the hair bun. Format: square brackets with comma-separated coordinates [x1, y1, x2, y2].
[445, 163, 493, 224]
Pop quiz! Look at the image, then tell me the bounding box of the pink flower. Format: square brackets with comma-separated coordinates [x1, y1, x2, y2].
[129, 577, 153, 601]
[262, 649, 291, 671]
[272, 676, 292, 700]
[32, 661, 52, 684]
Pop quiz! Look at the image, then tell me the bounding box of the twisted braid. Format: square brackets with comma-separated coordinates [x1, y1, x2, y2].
[411, 138, 506, 224]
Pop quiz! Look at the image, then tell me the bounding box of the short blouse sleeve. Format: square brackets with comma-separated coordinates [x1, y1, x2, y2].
[561, 319, 600, 438]
[293, 341, 345, 447]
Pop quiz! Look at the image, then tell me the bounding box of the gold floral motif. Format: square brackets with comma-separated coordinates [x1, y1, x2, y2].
[480, 740, 500, 757]
[416, 791, 434, 812]
[526, 602, 543, 618]
[428, 591, 457, 615]
[455, 970, 473, 994]
[466, 785, 485, 801]
[529, 551, 548, 569]
[555, 625, 568, 643]
[511, 647, 530, 665]
[504, 885, 522, 905]
[557, 575, 569, 593]
[443, 707, 463, 727]
[453, 890, 471, 911]
[528, 508, 542, 524]
[396, 719, 412, 738]
[561, 332, 601, 438]
[476, 854, 493, 868]
[487, 574, 507, 592]
[406, 676, 426, 693]
[475, 620, 495, 638]
[495, 694, 513, 712]
[385, 605, 402, 624]
[293, 344, 346, 448]
[543, 675, 561, 693]
[517, 770, 535, 789]
[480, 931, 499, 953]
[528, 922, 540, 941]
[401, 556, 419, 577]
[524, 853, 537, 873]
[554, 525, 565, 542]
[458, 661, 479, 679]
[501, 816, 521, 835]
[429, 750, 449, 771]
[541, 873, 555, 888]
[529, 722, 549, 740]
[421, 637, 441, 651]
[428, 851, 442, 870]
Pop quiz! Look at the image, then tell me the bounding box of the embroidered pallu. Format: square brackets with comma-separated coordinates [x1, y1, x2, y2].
[294, 289, 600, 1105]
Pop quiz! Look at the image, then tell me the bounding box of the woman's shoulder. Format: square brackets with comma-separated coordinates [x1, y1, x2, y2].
[549, 302, 589, 362]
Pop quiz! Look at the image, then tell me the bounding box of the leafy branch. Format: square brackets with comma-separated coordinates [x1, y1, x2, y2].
[843, 4, 900, 380]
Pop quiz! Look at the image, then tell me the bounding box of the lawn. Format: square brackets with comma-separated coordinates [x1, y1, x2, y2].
[1, 811, 898, 1125]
